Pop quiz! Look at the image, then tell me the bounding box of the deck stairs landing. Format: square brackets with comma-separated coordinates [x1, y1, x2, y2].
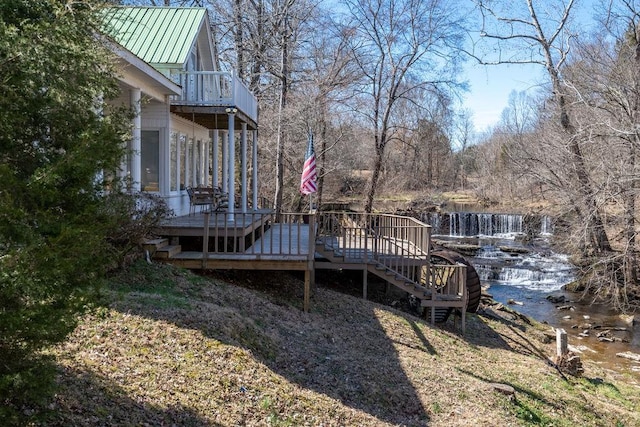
[314, 213, 467, 331]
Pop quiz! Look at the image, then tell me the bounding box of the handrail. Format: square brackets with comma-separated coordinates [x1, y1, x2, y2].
[316, 212, 431, 284]
[316, 211, 465, 300]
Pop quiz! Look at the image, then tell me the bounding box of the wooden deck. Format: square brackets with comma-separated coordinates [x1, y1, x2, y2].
[147, 211, 467, 330]
[158, 210, 271, 238]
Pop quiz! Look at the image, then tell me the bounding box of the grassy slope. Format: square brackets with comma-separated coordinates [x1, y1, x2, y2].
[46, 261, 640, 426]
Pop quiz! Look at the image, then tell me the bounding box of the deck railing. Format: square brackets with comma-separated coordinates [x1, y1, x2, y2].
[200, 211, 314, 260]
[316, 212, 431, 283]
[170, 70, 258, 123]
[317, 211, 466, 306]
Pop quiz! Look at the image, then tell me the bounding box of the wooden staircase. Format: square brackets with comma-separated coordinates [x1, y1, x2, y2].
[142, 238, 182, 260]
[315, 236, 466, 329]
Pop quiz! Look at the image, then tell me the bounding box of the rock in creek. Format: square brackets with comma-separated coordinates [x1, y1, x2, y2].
[617, 351, 640, 362]
[619, 314, 637, 326]
[547, 294, 567, 304]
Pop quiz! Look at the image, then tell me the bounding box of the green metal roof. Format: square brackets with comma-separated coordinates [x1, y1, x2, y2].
[101, 7, 205, 67]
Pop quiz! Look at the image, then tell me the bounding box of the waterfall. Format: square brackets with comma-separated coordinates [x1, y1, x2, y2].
[473, 247, 574, 290]
[423, 211, 552, 238]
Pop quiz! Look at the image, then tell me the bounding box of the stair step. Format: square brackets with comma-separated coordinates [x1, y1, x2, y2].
[142, 238, 169, 258]
[155, 244, 182, 259]
[142, 238, 169, 249]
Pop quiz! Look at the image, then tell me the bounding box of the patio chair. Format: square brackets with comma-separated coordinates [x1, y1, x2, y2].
[187, 186, 214, 215]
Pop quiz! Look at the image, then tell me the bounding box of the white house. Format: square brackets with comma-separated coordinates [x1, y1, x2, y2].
[101, 6, 259, 216]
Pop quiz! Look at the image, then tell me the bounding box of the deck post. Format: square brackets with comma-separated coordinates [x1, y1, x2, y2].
[304, 269, 311, 312]
[308, 214, 316, 292]
[202, 211, 210, 269]
[363, 214, 368, 299]
[362, 268, 368, 300]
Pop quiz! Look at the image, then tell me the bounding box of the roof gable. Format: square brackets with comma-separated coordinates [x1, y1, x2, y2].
[102, 7, 206, 67]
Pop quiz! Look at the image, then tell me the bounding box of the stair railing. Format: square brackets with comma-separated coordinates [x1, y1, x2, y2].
[316, 212, 432, 285]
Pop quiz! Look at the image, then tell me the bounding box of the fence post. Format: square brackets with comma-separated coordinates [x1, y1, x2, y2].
[202, 211, 210, 269]
[556, 328, 568, 357]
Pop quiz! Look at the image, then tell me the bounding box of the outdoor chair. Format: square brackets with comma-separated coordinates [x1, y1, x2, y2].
[187, 186, 215, 215]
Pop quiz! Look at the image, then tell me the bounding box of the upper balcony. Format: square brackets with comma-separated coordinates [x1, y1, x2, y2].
[169, 71, 258, 130]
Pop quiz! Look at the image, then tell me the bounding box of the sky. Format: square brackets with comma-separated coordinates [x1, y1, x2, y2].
[459, 0, 600, 135]
[461, 62, 546, 134]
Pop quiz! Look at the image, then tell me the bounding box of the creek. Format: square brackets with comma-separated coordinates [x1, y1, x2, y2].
[422, 209, 640, 379]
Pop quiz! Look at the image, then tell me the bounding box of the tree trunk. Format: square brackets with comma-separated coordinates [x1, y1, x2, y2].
[317, 100, 327, 210]
[624, 31, 640, 286]
[273, 7, 289, 216]
[234, 0, 245, 79]
[551, 71, 612, 254]
[365, 144, 384, 213]
[625, 136, 638, 285]
[249, 0, 265, 92]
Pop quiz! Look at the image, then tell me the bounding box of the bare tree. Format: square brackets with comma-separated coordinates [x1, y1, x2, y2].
[473, 0, 612, 254]
[547, 2, 640, 308]
[340, 0, 466, 213]
[301, 18, 361, 208]
[272, 0, 295, 215]
[453, 109, 476, 190]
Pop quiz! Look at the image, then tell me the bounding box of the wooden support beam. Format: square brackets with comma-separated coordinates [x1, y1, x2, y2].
[202, 212, 210, 269]
[556, 328, 568, 357]
[362, 267, 368, 300]
[304, 269, 311, 313]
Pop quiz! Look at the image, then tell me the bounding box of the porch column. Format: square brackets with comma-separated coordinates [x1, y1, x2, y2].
[130, 88, 142, 192]
[252, 130, 258, 210]
[191, 138, 197, 187]
[241, 122, 247, 213]
[226, 108, 237, 217]
[212, 130, 219, 189]
[203, 139, 210, 187]
[221, 130, 228, 192]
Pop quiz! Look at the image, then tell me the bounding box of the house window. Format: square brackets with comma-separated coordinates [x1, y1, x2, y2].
[141, 130, 160, 192]
[170, 132, 178, 192]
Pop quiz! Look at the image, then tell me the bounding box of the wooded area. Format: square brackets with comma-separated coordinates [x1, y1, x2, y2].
[4, 0, 640, 421]
[133, 0, 640, 311]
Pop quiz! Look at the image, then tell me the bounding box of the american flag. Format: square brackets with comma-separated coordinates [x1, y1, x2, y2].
[300, 134, 317, 195]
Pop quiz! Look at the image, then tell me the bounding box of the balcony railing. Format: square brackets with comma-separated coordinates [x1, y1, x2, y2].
[170, 70, 258, 123]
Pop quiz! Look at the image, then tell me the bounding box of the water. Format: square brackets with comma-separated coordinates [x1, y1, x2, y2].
[422, 211, 548, 238]
[432, 211, 640, 379]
